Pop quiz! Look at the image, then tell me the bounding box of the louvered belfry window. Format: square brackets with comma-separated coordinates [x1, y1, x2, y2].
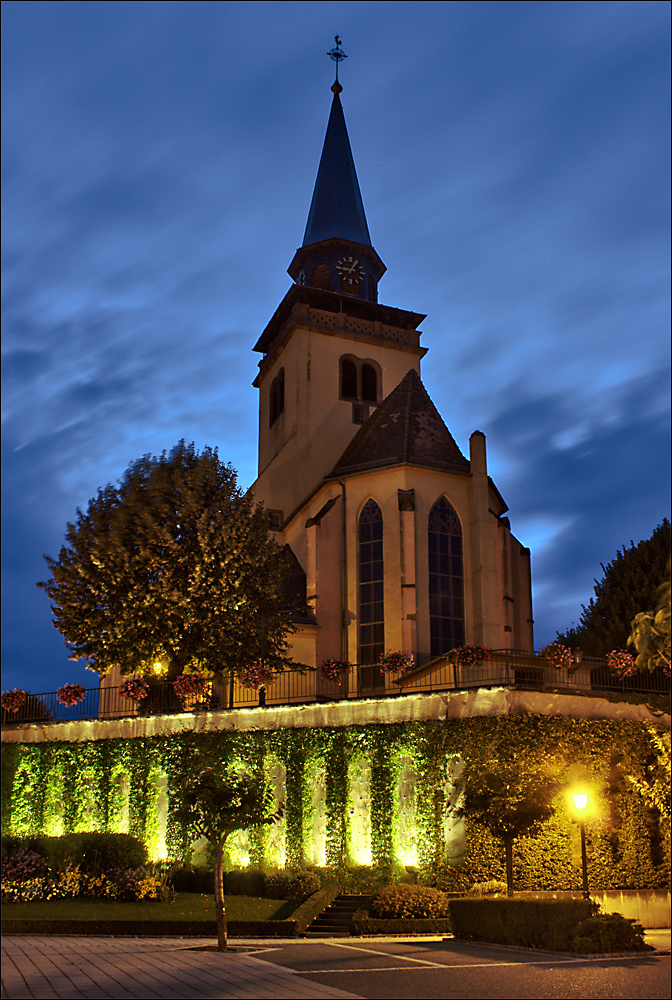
[428, 497, 464, 657]
[312, 263, 330, 290]
[358, 499, 385, 665]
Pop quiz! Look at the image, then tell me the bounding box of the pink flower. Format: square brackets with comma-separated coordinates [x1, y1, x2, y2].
[378, 651, 414, 673]
[56, 683, 86, 706]
[606, 649, 637, 679]
[1, 689, 27, 713]
[240, 662, 276, 690]
[319, 659, 350, 683]
[118, 677, 150, 700]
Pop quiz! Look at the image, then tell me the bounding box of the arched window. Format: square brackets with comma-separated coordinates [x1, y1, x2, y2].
[312, 263, 330, 290]
[269, 368, 284, 426]
[358, 500, 384, 666]
[339, 356, 380, 404]
[428, 497, 464, 657]
[340, 358, 358, 398]
[361, 364, 378, 403]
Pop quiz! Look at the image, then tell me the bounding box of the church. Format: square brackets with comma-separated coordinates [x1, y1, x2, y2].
[251, 69, 534, 690]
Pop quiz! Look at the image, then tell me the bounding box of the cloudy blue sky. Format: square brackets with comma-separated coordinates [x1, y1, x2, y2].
[2, 1, 670, 694]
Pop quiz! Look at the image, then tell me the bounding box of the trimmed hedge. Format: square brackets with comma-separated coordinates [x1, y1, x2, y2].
[293, 879, 342, 934]
[352, 913, 452, 936]
[370, 883, 451, 919]
[449, 897, 599, 950]
[172, 867, 321, 901]
[2, 834, 147, 872]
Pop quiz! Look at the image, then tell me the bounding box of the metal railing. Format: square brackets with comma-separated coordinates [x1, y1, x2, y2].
[2, 650, 668, 727]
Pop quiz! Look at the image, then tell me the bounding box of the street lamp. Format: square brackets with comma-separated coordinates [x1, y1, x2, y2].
[573, 792, 589, 899]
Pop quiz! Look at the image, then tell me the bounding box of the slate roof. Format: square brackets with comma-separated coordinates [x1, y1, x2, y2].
[328, 369, 471, 478]
[302, 87, 371, 248]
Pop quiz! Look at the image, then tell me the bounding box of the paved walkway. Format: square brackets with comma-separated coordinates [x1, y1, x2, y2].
[1, 936, 364, 1000]
[2, 931, 669, 1000]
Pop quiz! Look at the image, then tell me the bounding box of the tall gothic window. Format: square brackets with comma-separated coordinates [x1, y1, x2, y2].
[358, 500, 384, 667]
[428, 497, 464, 657]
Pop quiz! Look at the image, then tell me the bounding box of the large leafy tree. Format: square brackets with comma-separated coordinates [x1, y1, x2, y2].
[38, 441, 299, 681]
[627, 574, 671, 675]
[556, 519, 671, 657]
[173, 767, 282, 951]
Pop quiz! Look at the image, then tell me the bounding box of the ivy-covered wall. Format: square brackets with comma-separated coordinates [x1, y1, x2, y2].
[2, 714, 669, 891]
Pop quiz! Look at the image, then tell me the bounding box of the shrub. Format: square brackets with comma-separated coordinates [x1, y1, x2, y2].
[109, 866, 173, 902]
[449, 897, 598, 949]
[287, 870, 321, 900]
[1, 848, 45, 882]
[2, 833, 147, 873]
[224, 867, 266, 897]
[75, 833, 148, 872]
[371, 883, 451, 919]
[466, 880, 508, 897]
[566, 913, 652, 953]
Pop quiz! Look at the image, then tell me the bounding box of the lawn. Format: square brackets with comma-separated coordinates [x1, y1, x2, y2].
[2, 893, 297, 923]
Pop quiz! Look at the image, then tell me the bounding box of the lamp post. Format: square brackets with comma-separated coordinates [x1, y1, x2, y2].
[573, 792, 589, 899]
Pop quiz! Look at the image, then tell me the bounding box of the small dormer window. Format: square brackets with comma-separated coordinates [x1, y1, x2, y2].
[269, 368, 285, 426]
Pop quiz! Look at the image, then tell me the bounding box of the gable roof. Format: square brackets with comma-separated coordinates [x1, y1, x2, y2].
[327, 369, 470, 478]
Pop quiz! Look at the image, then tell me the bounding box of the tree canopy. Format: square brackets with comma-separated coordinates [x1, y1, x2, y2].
[38, 441, 300, 680]
[555, 519, 671, 657]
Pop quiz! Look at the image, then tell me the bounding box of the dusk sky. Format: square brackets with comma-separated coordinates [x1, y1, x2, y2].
[2, 1, 670, 695]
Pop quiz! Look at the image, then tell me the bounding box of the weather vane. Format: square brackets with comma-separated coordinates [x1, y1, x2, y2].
[327, 35, 347, 81]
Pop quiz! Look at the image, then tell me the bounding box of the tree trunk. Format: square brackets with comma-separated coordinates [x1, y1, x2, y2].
[504, 838, 514, 896]
[213, 843, 228, 951]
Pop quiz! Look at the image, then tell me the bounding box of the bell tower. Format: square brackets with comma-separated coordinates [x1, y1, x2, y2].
[251, 40, 426, 521]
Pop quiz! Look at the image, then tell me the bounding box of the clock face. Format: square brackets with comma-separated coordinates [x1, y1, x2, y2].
[337, 256, 365, 285]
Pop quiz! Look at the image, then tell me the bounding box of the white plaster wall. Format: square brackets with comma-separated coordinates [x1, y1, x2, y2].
[3, 688, 668, 745]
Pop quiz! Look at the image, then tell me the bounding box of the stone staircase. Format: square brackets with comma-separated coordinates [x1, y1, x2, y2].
[304, 893, 370, 937]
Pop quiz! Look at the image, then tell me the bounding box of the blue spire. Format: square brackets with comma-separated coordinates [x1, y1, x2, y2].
[302, 82, 372, 248]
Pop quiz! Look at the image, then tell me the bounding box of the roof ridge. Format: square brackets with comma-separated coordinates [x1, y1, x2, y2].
[327, 368, 470, 479]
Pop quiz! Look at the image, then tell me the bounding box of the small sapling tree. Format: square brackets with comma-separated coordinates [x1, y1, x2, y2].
[466, 768, 560, 895]
[174, 768, 283, 951]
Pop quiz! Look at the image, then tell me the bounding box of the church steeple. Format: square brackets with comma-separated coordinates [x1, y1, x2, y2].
[302, 81, 372, 248]
[288, 41, 385, 301]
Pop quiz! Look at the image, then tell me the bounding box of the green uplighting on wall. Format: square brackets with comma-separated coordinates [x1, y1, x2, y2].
[2, 715, 669, 892]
